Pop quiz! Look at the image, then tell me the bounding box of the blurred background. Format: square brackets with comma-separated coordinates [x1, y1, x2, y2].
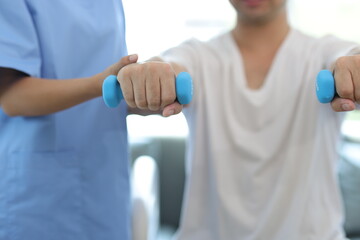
[123, 0, 360, 239]
[124, 0, 360, 142]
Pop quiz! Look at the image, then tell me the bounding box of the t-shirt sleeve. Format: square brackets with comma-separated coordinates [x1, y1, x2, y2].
[160, 39, 204, 111]
[0, 0, 41, 77]
[160, 38, 202, 80]
[321, 35, 360, 69]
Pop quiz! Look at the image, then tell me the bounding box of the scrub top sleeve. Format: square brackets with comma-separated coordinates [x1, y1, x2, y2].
[0, 0, 41, 77]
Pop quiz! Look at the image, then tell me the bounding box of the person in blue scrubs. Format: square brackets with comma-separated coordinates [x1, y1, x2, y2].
[0, 1, 137, 239]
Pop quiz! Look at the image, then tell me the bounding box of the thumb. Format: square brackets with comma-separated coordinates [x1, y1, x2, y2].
[117, 54, 138, 68]
[162, 102, 183, 117]
[105, 54, 138, 77]
[330, 97, 355, 112]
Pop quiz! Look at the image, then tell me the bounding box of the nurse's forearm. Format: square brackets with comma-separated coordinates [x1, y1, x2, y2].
[1, 74, 104, 116]
[0, 55, 138, 116]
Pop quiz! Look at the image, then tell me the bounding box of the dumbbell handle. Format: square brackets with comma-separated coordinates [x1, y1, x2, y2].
[102, 72, 193, 108]
[316, 70, 335, 103]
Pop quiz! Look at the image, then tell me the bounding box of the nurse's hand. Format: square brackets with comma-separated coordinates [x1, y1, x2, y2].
[116, 61, 183, 117]
[96, 54, 139, 95]
[330, 55, 360, 112]
[104, 54, 139, 76]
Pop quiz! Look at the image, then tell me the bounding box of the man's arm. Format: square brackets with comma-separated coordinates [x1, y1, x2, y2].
[0, 55, 137, 116]
[149, 57, 188, 75]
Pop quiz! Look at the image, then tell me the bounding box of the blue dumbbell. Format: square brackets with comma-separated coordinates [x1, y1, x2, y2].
[102, 72, 193, 108]
[316, 69, 335, 103]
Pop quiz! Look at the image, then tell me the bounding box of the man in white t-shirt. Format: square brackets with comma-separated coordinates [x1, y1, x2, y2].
[116, 0, 360, 239]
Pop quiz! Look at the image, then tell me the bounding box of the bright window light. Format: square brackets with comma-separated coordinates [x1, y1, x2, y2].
[127, 114, 188, 141]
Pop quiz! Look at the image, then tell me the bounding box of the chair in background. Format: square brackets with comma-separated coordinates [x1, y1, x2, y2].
[130, 136, 360, 240]
[132, 156, 160, 240]
[131, 137, 186, 240]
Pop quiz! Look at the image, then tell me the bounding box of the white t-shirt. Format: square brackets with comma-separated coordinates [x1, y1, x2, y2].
[161, 29, 359, 240]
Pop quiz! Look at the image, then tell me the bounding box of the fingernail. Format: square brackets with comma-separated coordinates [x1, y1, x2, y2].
[165, 109, 175, 117]
[129, 54, 137, 61]
[341, 103, 352, 111]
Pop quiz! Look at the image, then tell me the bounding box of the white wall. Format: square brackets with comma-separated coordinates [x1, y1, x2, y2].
[124, 0, 360, 60]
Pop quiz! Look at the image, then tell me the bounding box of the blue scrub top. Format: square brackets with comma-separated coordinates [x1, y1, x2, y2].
[0, 1, 130, 240]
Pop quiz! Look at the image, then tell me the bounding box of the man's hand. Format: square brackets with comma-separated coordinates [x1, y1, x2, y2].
[117, 61, 183, 117]
[331, 55, 360, 112]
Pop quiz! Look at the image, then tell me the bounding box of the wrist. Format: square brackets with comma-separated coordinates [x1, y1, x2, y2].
[89, 73, 105, 97]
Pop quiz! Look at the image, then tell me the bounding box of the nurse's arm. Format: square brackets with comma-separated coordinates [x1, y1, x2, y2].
[0, 55, 137, 117]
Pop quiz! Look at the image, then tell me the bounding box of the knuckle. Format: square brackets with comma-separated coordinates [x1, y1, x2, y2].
[136, 97, 147, 109]
[148, 95, 160, 104]
[148, 98, 160, 110]
[146, 62, 158, 72]
[127, 100, 136, 109]
[162, 63, 173, 73]
[149, 105, 160, 111]
[134, 64, 144, 75]
[354, 56, 360, 65]
[117, 67, 126, 79]
[148, 106, 158, 111]
[124, 95, 135, 107]
[335, 56, 348, 68]
[337, 86, 353, 99]
[355, 92, 360, 103]
[162, 95, 176, 105]
[120, 66, 135, 81]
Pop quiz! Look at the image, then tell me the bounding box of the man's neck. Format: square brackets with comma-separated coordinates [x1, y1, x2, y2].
[232, 11, 290, 51]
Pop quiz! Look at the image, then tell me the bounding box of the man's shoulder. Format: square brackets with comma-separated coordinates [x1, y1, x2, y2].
[290, 28, 358, 47]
